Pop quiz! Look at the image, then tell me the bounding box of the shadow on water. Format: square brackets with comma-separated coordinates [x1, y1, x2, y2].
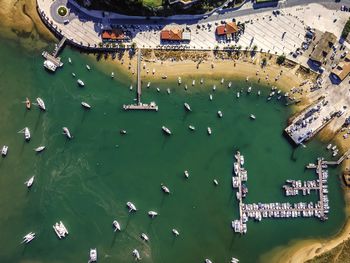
[124, 214, 132, 230]
[34, 112, 43, 132]
[110, 231, 118, 248]
[159, 194, 166, 208]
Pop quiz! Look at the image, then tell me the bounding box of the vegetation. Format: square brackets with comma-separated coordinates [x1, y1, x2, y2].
[142, 0, 162, 8]
[342, 18, 350, 39]
[261, 57, 267, 67]
[276, 54, 286, 65]
[306, 239, 350, 263]
[57, 6, 68, 17]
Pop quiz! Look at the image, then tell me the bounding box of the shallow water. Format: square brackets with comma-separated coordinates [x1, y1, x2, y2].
[0, 38, 345, 263]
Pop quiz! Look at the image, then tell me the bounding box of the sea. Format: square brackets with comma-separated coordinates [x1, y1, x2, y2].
[0, 37, 346, 263]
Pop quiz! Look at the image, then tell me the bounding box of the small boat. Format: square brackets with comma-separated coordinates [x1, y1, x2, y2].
[231, 257, 239, 263]
[89, 248, 97, 262]
[247, 86, 252, 93]
[127, 201, 137, 212]
[52, 221, 68, 239]
[326, 144, 332, 150]
[213, 85, 216, 91]
[34, 146, 45, 153]
[21, 232, 35, 244]
[19, 127, 31, 141]
[1, 145, 8, 156]
[221, 78, 224, 84]
[86, 64, 91, 70]
[228, 82, 232, 88]
[178, 77, 182, 85]
[72, 73, 76, 77]
[147, 82, 151, 88]
[132, 249, 141, 261]
[63, 127, 72, 139]
[200, 78, 204, 84]
[36, 98, 46, 111]
[213, 179, 219, 186]
[250, 114, 256, 120]
[152, 69, 155, 74]
[184, 85, 188, 90]
[68, 57, 72, 64]
[25, 176, 35, 188]
[161, 184, 170, 194]
[25, 97, 31, 110]
[148, 211, 158, 218]
[246, 77, 249, 82]
[129, 85, 133, 91]
[257, 90, 261, 96]
[77, 79, 85, 87]
[209, 94, 213, 101]
[207, 127, 212, 135]
[240, 155, 244, 166]
[81, 102, 91, 109]
[205, 259, 213, 263]
[184, 103, 191, 112]
[120, 130, 127, 135]
[188, 125, 195, 131]
[112, 220, 121, 231]
[156, 88, 160, 92]
[162, 75, 167, 79]
[184, 170, 189, 178]
[172, 229, 180, 236]
[237, 92, 240, 98]
[162, 126, 172, 135]
[141, 233, 149, 242]
[217, 111, 223, 118]
[192, 80, 195, 86]
[111, 72, 114, 78]
[167, 88, 171, 94]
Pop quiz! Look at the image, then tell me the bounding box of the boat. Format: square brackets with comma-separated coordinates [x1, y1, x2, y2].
[217, 111, 223, 118]
[221, 78, 224, 84]
[68, 57, 72, 64]
[178, 77, 182, 85]
[213, 179, 219, 185]
[247, 87, 252, 93]
[19, 127, 31, 141]
[120, 130, 127, 135]
[246, 77, 249, 82]
[240, 155, 244, 166]
[162, 75, 167, 79]
[209, 94, 213, 101]
[81, 102, 91, 109]
[237, 92, 240, 98]
[213, 85, 216, 91]
[25, 97, 31, 110]
[72, 73, 76, 77]
[86, 64, 91, 70]
[207, 127, 212, 135]
[148, 211, 158, 218]
[161, 184, 170, 194]
[250, 114, 256, 120]
[184, 103, 191, 112]
[200, 78, 204, 84]
[257, 90, 261, 96]
[52, 221, 68, 239]
[231, 257, 239, 263]
[43, 60, 56, 72]
[205, 259, 213, 263]
[132, 249, 141, 261]
[129, 85, 133, 91]
[111, 72, 115, 78]
[77, 79, 85, 87]
[112, 220, 121, 231]
[192, 80, 195, 86]
[89, 248, 97, 262]
[184, 85, 188, 90]
[63, 127, 72, 139]
[1, 145, 8, 156]
[25, 176, 35, 188]
[21, 232, 35, 244]
[147, 82, 151, 88]
[141, 233, 149, 242]
[184, 170, 189, 178]
[188, 125, 195, 131]
[162, 126, 172, 135]
[127, 201, 137, 212]
[36, 97, 46, 111]
[167, 88, 171, 94]
[34, 146, 45, 152]
[172, 229, 180, 236]
[327, 144, 332, 150]
[234, 162, 239, 175]
[228, 81, 232, 88]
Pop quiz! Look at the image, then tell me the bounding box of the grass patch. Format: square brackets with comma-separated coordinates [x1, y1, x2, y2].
[142, 0, 162, 8]
[342, 18, 350, 39]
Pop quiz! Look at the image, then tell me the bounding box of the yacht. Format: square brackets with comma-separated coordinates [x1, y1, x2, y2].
[72, 72, 76, 77]
[141, 233, 149, 242]
[209, 94, 213, 101]
[184, 170, 189, 178]
[167, 88, 171, 94]
[213, 179, 219, 186]
[162, 126, 172, 135]
[43, 60, 56, 72]
[205, 259, 213, 263]
[127, 201, 137, 212]
[86, 64, 91, 70]
[53, 221, 68, 239]
[81, 102, 91, 109]
[36, 97, 46, 111]
[207, 127, 212, 135]
[184, 103, 191, 112]
[231, 257, 239, 263]
[148, 211, 158, 218]
[250, 114, 256, 120]
[63, 127, 72, 139]
[234, 162, 239, 175]
[217, 111, 223, 118]
[172, 229, 180, 236]
[34, 146, 45, 153]
[77, 79, 85, 87]
[188, 125, 195, 131]
[132, 249, 141, 261]
[178, 77, 182, 85]
[247, 87, 252, 93]
[161, 184, 170, 194]
[25, 97, 31, 110]
[112, 220, 121, 231]
[21, 232, 35, 244]
[147, 82, 151, 88]
[25, 176, 35, 188]
[213, 85, 216, 91]
[237, 92, 240, 98]
[68, 57, 72, 64]
[111, 72, 114, 78]
[228, 81, 232, 88]
[192, 80, 195, 86]
[89, 248, 97, 262]
[129, 85, 133, 91]
[19, 127, 31, 141]
[1, 145, 8, 156]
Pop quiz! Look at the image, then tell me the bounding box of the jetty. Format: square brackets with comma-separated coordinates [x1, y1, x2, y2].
[123, 50, 158, 111]
[42, 37, 66, 72]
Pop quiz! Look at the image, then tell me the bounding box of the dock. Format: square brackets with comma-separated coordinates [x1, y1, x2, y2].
[42, 37, 66, 72]
[323, 148, 350, 165]
[123, 50, 158, 111]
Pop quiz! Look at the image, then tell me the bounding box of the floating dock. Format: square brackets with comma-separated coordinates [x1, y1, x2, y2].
[42, 37, 66, 72]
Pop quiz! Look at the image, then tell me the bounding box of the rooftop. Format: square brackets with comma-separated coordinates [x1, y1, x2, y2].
[331, 61, 350, 81]
[216, 22, 240, 36]
[310, 31, 337, 64]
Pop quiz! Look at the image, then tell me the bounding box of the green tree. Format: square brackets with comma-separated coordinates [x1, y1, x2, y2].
[276, 54, 286, 65]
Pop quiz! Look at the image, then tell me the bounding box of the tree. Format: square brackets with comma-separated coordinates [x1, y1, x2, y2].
[262, 57, 267, 67]
[131, 42, 137, 49]
[276, 54, 286, 65]
[253, 45, 257, 51]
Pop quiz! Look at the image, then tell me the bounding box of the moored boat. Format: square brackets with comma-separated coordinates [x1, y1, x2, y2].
[247, 86, 252, 93]
[127, 201, 137, 212]
[250, 114, 256, 120]
[21, 127, 31, 141]
[77, 79, 85, 87]
[184, 103, 191, 112]
[25, 176, 35, 188]
[213, 179, 219, 186]
[217, 111, 223, 118]
[1, 145, 8, 156]
[21, 232, 35, 244]
[148, 211, 158, 218]
[81, 102, 91, 109]
[34, 146, 46, 153]
[205, 259, 213, 263]
[162, 126, 172, 135]
[237, 92, 240, 98]
[89, 248, 97, 262]
[36, 97, 46, 111]
[172, 228, 180, 236]
[63, 127, 72, 139]
[111, 72, 114, 78]
[53, 221, 68, 239]
[207, 127, 212, 135]
[68, 57, 72, 64]
[25, 97, 31, 110]
[161, 184, 170, 194]
[209, 94, 213, 101]
[86, 64, 91, 70]
[132, 249, 141, 261]
[141, 233, 149, 242]
[188, 125, 195, 131]
[184, 170, 189, 178]
[113, 220, 121, 231]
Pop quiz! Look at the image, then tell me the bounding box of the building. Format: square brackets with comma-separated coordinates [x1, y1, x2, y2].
[168, 0, 199, 9]
[160, 28, 191, 42]
[331, 62, 350, 81]
[216, 22, 240, 39]
[102, 29, 129, 42]
[309, 32, 337, 65]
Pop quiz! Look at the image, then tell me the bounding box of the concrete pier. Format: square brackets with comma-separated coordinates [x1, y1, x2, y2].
[42, 37, 66, 72]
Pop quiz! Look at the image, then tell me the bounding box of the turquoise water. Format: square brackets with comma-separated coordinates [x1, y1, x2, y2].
[0, 38, 346, 263]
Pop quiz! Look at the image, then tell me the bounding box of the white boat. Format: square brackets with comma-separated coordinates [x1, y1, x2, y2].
[25, 176, 35, 188]
[209, 94, 213, 101]
[184, 103, 191, 112]
[192, 80, 195, 86]
[86, 64, 91, 70]
[68, 57, 72, 64]
[148, 211, 158, 218]
[247, 86, 252, 93]
[184, 170, 189, 178]
[63, 127, 72, 139]
[72, 73, 76, 77]
[234, 162, 239, 175]
[132, 249, 141, 261]
[1, 145, 8, 156]
[237, 92, 240, 98]
[34, 146, 45, 153]
[188, 125, 195, 131]
[81, 102, 91, 109]
[228, 81, 232, 88]
[200, 78, 204, 84]
[19, 127, 31, 141]
[207, 127, 212, 135]
[21, 232, 35, 244]
[250, 114, 256, 120]
[221, 78, 224, 84]
[53, 221, 68, 239]
[213, 179, 219, 185]
[162, 126, 172, 135]
[111, 72, 114, 78]
[113, 220, 121, 231]
[213, 85, 216, 91]
[77, 79, 85, 87]
[147, 82, 151, 88]
[257, 90, 261, 96]
[36, 97, 46, 111]
[205, 259, 213, 263]
[141, 233, 149, 242]
[161, 184, 170, 194]
[172, 229, 180, 236]
[89, 248, 97, 262]
[43, 60, 56, 72]
[167, 88, 171, 94]
[127, 201, 137, 212]
[217, 111, 223, 118]
[156, 88, 160, 92]
[152, 68, 155, 74]
[231, 257, 239, 263]
[240, 155, 244, 166]
[178, 77, 182, 84]
[184, 85, 188, 90]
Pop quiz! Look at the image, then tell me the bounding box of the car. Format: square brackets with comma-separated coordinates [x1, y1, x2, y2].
[63, 19, 69, 25]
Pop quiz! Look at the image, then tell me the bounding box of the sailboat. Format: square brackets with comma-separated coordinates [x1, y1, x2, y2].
[25, 176, 35, 188]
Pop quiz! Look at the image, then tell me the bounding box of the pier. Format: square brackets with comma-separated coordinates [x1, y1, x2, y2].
[123, 50, 158, 111]
[42, 37, 66, 72]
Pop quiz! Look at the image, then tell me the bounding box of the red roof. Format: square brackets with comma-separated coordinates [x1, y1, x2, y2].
[102, 30, 125, 40]
[160, 29, 183, 40]
[216, 22, 239, 36]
